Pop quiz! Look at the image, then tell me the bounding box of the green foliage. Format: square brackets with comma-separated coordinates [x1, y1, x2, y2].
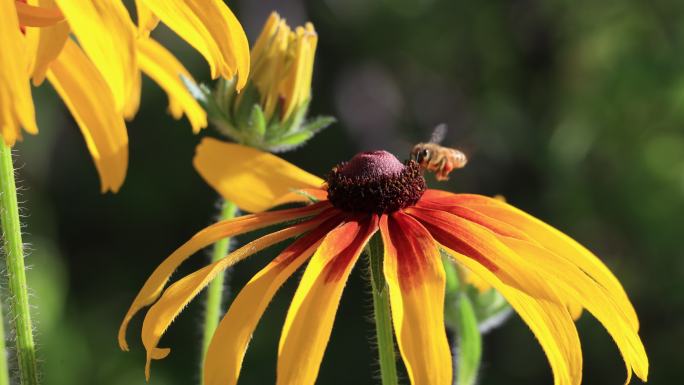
[454, 294, 482, 385]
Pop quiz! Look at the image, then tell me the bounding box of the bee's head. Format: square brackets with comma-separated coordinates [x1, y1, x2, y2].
[411, 145, 430, 163]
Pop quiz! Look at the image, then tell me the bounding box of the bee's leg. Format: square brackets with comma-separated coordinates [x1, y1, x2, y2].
[438, 159, 455, 181]
[435, 158, 450, 181]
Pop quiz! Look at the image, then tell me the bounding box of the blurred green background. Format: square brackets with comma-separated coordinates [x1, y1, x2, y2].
[8, 0, 683, 384]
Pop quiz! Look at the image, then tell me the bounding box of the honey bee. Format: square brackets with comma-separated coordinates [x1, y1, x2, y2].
[411, 124, 468, 181]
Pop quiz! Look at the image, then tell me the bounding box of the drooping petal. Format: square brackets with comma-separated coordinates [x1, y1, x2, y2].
[55, 0, 137, 113]
[567, 302, 583, 321]
[118, 201, 329, 350]
[137, 0, 249, 89]
[429, 192, 640, 331]
[277, 215, 378, 385]
[204, 213, 345, 385]
[134, 0, 159, 37]
[420, 197, 647, 383]
[418, 196, 583, 317]
[501, 237, 648, 383]
[407, 207, 583, 385]
[137, 37, 207, 132]
[448, 246, 582, 385]
[0, 0, 37, 145]
[379, 213, 452, 385]
[141, 217, 326, 380]
[24, 0, 69, 85]
[15, 1, 63, 27]
[193, 137, 325, 212]
[46, 39, 128, 192]
[123, 65, 142, 120]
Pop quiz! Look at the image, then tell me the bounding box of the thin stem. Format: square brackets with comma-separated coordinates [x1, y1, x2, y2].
[367, 233, 399, 385]
[200, 199, 237, 382]
[0, 142, 39, 385]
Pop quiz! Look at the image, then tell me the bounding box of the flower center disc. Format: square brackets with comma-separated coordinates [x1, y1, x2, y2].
[326, 151, 426, 213]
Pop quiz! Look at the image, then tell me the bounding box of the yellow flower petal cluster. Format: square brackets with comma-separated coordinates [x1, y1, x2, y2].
[251, 12, 317, 121]
[1, 0, 250, 192]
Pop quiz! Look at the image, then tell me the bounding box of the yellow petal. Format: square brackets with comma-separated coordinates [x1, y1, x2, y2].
[453, 250, 582, 385]
[380, 213, 452, 385]
[280, 24, 317, 120]
[136, 37, 207, 132]
[204, 212, 344, 385]
[407, 207, 545, 298]
[122, 66, 142, 120]
[193, 138, 324, 212]
[15, 1, 63, 27]
[277, 216, 378, 385]
[567, 301, 583, 321]
[142, 221, 317, 380]
[464, 267, 492, 292]
[46, 39, 128, 193]
[1, 0, 37, 146]
[134, 0, 159, 37]
[55, 0, 136, 113]
[118, 202, 329, 351]
[24, 0, 69, 86]
[407, 207, 583, 385]
[450, 193, 640, 331]
[501, 237, 648, 382]
[138, 0, 249, 89]
[250, 12, 280, 71]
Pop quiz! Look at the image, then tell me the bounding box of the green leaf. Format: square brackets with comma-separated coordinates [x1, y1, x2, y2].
[455, 293, 482, 385]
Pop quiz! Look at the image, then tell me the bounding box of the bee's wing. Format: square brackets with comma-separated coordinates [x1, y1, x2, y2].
[429, 123, 448, 144]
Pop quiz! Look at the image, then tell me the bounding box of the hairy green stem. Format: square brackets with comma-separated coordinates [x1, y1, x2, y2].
[367, 233, 399, 385]
[201, 199, 237, 382]
[0, 304, 10, 385]
[0, 142, 39, 385]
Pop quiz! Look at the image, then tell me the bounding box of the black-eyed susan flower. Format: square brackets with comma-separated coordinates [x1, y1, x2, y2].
[187, 12, 334, 153]
[120, 139, 648, 385]
[2, 0, 249, 192]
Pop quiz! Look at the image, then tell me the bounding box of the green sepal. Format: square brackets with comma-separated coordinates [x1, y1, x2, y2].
[277, 98, 311, 137]
[267, 131, 315, 153]
[233, 84, 260, 133]
[301, 115, 336, 135]
[184, 77, 336, 153]
[249, 104, 267, 140]
[265, 115, 336, 152]
[215, 78, 236, 113]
